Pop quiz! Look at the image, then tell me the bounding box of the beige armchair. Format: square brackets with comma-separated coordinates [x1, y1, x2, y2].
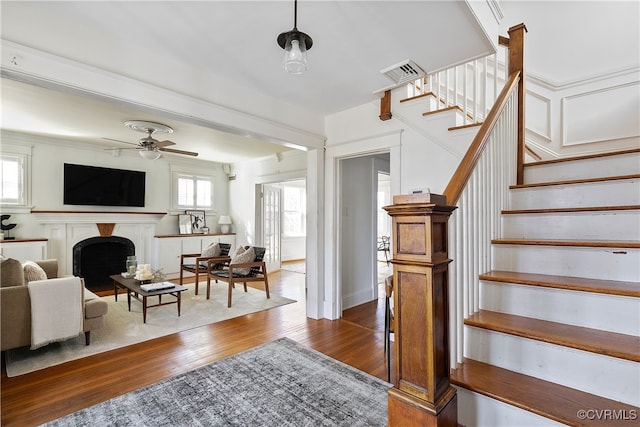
[0, 258, 108, 351]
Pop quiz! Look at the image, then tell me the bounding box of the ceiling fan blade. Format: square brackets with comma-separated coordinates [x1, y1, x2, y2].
[159, 147, 199, 157]
[155, 140, 176, 148]
[101, 137, 140, 147]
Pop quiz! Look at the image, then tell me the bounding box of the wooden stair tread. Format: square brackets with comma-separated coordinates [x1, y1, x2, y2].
[502, 205, 640, 214]
[422, 105, 463, 117]
[448, 122, 483, 132]
[451, 358, 640, 426]
[524, 148, 640, 167]
[399, 92, 435, 103]
[492, 238, 640, 248]
[510, 174, 640, 189]
[466, 310, 640, 362]
[480, 270, 640, 297]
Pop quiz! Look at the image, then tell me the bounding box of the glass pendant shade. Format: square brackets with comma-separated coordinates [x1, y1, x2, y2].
[277, 0, 312, 74]
[283, 35, 308, 74]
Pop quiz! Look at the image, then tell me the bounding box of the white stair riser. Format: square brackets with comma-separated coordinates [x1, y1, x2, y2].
[480, 281, 640, 336]
[455, 387, 564, 427]
[502, 211, 640, 240]
[525, 154, 640, 183]
[510, 179, 640, 209]
[493, 245, 640, 282]
[465, 326, 640, 405]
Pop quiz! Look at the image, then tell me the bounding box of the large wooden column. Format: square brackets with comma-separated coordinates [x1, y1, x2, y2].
[384, 193, 457, 426]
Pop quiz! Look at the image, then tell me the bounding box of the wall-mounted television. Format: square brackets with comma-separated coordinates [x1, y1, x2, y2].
[63, 163, 146, 207]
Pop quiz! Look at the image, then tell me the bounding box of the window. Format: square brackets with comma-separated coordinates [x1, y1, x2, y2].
[283, 184, 306, 237]
[174, 173, 213, 210]
[1, 154, 26, 206]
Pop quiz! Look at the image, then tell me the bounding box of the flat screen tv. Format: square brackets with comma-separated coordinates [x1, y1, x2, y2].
[63, 163, 146, 207]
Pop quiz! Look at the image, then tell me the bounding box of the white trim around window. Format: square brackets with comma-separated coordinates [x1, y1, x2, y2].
[0, 143, 32, 213]
[170, 166, 215, 213]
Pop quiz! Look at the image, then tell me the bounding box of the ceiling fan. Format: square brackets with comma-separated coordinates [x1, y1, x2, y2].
[103, 120, 199, 159]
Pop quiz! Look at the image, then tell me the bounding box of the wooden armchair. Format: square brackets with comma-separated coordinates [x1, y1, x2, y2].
[179, 243, 231, 295]
[206, 246, 270, 307]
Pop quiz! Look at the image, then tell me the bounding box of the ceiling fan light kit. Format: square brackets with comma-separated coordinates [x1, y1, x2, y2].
[104, 120, 199, 159]
[277, 0, 313, 74]
[139, 147, 162, 160]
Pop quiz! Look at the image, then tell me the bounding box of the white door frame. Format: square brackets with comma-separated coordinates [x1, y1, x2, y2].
[320, 130, 402, 320]
[254, 171, 307, 274]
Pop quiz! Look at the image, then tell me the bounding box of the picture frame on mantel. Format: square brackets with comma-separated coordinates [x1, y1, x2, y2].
[186, 210, 206, 234]
[178, 214, 193, 235]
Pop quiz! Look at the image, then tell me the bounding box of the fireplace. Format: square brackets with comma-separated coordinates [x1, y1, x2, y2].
[73, 236, 135, 291]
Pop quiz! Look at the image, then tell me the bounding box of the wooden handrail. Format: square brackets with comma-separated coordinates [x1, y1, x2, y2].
[525, 144, 543, 161]
[443, 71, 521, 205]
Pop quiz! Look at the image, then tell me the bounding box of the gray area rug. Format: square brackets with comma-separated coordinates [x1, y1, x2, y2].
[6, 283, 294, 377]
[45, 338, 392, 426]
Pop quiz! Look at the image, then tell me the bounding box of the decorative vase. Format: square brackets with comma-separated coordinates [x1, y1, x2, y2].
[126, 256, 137, 275]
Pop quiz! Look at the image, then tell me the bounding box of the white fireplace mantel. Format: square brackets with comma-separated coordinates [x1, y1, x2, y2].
[31, 210, 166, 224]
[32, 210, 165, 276]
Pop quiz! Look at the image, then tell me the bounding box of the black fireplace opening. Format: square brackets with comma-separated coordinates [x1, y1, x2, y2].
[73, 236, 135, 291]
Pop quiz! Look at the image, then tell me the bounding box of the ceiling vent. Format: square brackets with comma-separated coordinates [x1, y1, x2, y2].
[380, 59, 425, 86]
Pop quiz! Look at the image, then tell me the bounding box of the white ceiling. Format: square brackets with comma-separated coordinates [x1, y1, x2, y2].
[1, 1, 638, 163]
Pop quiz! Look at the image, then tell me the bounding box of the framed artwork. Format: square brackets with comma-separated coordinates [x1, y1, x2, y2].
[178, 214, 193, 234]
[186, 210, 206, 233]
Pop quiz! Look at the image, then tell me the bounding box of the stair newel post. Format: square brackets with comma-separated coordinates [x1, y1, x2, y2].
[383, 193, 458, 426]
[507, 23, 528, 185]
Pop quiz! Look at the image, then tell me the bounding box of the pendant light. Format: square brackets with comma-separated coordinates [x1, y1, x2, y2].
[277, 0, 313, 74]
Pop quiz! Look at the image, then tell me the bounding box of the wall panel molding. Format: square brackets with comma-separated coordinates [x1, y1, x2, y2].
[562, 81, 640, 146]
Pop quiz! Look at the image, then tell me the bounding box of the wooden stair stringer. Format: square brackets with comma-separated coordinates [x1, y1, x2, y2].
[451, 358, 640, 426]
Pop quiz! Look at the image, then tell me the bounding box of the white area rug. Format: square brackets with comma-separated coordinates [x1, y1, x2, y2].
[5, 282, 295, 377]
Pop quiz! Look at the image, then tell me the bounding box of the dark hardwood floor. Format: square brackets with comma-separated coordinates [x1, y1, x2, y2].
[1, 264, 392, 426]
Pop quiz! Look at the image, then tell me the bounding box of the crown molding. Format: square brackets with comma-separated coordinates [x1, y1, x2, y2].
[528, 65, 640, 91]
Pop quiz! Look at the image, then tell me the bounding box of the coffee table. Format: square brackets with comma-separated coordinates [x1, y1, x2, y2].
[110, 275, 188, 323]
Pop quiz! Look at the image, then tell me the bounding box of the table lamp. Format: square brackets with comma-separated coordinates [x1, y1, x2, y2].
[218, 215, 232, 234]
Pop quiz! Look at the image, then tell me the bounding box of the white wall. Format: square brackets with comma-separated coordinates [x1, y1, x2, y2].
[0, 131, 229, 239]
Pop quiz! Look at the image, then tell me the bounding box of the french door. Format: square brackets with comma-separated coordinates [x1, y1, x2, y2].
[261, 183, 282, 272]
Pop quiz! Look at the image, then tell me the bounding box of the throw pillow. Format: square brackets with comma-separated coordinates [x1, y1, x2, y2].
[202, 242, 222, 258]
[1, 257, 25, 287]
[230, 246, 255, 275]
[23, 260, 48, 283]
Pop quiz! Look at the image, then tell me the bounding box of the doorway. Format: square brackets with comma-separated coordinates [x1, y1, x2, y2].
[376, 171, 391, 294]
[338, 153, 390, 314]
[257, 179, 307, 274]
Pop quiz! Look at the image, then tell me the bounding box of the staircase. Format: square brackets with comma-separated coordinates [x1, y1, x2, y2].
[450, 149, 640, 426]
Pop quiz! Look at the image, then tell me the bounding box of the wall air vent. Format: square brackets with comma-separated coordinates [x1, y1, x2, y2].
[380, 59, 425, 86]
